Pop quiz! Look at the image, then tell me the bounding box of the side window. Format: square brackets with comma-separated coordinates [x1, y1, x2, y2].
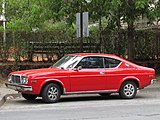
[104, 57, 121, 68]
[75, 57, 104, 69]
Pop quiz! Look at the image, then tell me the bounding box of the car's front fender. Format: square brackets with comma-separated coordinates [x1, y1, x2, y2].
[39, 79, 66, 94]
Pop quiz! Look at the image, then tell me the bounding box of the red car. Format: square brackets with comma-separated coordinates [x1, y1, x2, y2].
[6, 53, 156, 103]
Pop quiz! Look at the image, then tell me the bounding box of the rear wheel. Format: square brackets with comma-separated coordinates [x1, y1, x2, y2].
[119, 81, 137, 99]
[22, 93, 37, 100]
[42, 83, 61, 103]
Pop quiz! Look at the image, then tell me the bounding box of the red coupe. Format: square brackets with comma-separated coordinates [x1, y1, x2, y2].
[6, 53, 156, 103]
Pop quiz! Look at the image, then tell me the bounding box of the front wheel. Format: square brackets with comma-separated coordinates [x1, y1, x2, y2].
[22, 93, 37, 100]
[41, 83, 61, 103]
[119, 81, 137, 99]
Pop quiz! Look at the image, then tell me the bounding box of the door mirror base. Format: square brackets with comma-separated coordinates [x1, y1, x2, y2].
[73, 66, 82, 71]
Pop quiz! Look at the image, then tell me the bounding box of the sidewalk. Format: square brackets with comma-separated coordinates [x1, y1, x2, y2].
[0, 83, 21, 107]
[0, 83, 18, 100]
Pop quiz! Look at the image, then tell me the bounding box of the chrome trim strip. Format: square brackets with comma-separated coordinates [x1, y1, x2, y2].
[70, 74, 106, 78]
[151, 79, 157, 84]
[64, 89, 117, 95]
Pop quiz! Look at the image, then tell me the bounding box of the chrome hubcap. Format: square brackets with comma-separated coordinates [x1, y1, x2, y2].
[124, 84, 135, 97]
[48, 87, 58, 100]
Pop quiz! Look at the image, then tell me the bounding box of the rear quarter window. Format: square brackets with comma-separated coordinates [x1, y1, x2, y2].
[104, 57, 121, 68]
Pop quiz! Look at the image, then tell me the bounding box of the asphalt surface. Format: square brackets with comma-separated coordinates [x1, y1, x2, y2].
[0, 82, 160, 120]
[1, 103, 160, 120]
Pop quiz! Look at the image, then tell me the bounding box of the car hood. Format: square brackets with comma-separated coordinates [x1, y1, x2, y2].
[10, 67, 69, 79]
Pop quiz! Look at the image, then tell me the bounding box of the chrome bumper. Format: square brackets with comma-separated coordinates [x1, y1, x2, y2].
[150, 79, 157, 85]
[5, 83, 32, 92]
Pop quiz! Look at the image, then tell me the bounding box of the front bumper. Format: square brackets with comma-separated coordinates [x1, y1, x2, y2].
[5, 83, 32, 92]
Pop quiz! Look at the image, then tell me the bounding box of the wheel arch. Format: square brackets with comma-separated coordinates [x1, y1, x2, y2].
[40, 79, 65, 96]
[118, 77, 140, 91]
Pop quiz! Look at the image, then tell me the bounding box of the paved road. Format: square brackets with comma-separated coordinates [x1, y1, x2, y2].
[0, 84, 160, 120]
[1, 102, 160, 120]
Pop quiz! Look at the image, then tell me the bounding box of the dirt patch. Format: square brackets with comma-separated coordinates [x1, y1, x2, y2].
[0, 80, 5, 87]
[0, 75, 6, 86]
[0, 77, 6, 86]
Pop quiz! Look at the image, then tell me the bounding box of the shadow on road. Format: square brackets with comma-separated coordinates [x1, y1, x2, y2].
[12, 93, 149, 105]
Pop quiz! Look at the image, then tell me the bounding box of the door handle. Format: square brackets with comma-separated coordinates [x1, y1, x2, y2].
[100, 72, 105, 74]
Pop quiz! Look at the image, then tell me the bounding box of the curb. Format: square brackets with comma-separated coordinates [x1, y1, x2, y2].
[0, 93, 21, 108]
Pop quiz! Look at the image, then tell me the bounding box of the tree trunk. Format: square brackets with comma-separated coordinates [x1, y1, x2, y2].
[127, 0, 135, 61]
[127, 22, 134, 61]
[99, 16, 102, 53]
[116, 9, 122, 56]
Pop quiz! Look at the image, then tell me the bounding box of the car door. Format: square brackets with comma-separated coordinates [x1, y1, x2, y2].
[70, 56, 107, 92]
[104, 57, 122, 90]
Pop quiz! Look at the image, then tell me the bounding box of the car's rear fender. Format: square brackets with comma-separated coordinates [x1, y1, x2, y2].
[118, 76, 140, 91]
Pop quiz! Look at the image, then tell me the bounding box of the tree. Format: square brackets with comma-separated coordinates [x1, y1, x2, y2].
[0, 0, 159, 61]
[2, 0, 52, 31]
[108, 0, 158, 60]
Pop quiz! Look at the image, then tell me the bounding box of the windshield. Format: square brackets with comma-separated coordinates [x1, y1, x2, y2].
[53, 55, 81, 69]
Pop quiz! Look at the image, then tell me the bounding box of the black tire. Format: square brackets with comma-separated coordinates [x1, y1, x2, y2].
[42, 83, 61, 103]
[99, 93, 111, 97]
[22, 93, 37, 100]
[119, 81, 137, 99]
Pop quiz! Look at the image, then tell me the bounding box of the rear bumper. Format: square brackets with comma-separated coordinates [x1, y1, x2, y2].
[150, 79, 157, 85]
[5, 83, 32, 92]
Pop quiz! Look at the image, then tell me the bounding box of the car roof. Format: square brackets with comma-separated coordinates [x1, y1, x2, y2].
[68, 53, 121, 59]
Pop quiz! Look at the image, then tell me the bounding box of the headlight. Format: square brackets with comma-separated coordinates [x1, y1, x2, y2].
[21, 76, 28, 84]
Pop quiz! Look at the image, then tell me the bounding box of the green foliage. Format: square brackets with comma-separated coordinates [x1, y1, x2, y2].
[0, 26, 3, 32]
[3, 0, 51, 31]
[7, 18, 24, 32]
[0, 0, 159, 62]
[0, 0, 158, 32]
[44, 22, 67, 31]
[89, 25, 98, 31]
[135, 0, 148, 9]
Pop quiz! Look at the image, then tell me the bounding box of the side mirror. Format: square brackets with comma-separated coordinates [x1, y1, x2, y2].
[49, 66, 53, 68]
[73, 66, 82, 71]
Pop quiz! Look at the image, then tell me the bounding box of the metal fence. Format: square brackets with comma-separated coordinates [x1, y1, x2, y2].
[0, 30, 159, 62]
